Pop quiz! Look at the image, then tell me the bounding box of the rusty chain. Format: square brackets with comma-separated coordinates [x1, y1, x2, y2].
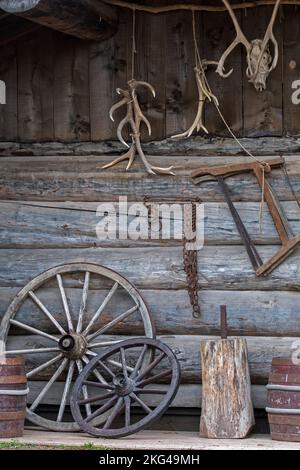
[183, 200, 201, 318]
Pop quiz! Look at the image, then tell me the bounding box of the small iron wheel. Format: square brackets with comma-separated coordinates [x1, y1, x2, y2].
[0, 263, 155, 432]
[70, 338, 181, 438]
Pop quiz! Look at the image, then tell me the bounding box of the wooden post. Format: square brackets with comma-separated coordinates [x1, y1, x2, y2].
[200, 307, 255, 439]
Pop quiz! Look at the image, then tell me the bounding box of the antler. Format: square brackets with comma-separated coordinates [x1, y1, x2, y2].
[247, 0, 281, 89]
[217, 0, 281, 91]
[216, 0, 250, 78]
[103, 79, 175, 175]
[172, 61, 219, 139]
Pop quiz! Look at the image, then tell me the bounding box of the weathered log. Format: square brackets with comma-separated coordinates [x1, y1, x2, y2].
[1, 287, 300, 338]
[200, 338, 255, 438]
[0, 246, 299, 291]
[0, 0, 118, 41]
[0, 154, 298, 202]
[5, 334, 298, 384]
[0, 200, 299, 248]
[1, 138, 300, 157]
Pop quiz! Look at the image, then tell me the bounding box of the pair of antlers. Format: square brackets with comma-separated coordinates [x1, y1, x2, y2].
[217, 0, 281, 91]
[103, 79, 175, 175]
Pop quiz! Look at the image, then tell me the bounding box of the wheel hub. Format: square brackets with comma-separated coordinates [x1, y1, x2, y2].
[58, 333, 87, 359]
[113, 373, 135, 396]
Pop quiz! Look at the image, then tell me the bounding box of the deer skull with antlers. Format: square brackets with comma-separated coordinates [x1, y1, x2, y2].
[102, 79, 175, 175]
[216, 0, 281, 92]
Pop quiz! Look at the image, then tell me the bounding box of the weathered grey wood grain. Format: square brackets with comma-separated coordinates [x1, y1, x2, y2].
[1, 287, 300, 338]
[1, 137, 300, 157]
[200, 338, 254, 438]
[0, 200, 299, 248]
[27, 382, 267, 409]
[6, 334, 298, 384]
[0, 155, 298, 202]
[0, 246, 299, 290]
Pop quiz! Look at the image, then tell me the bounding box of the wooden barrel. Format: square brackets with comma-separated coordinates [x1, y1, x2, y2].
[0, 356, 28, 438]
[266, 357, 300, 442]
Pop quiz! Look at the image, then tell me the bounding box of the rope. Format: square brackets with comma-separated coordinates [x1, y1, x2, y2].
[191, 10, 268, 224]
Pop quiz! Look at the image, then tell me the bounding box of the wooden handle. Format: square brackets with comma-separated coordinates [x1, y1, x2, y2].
[191, 156, 284, 179]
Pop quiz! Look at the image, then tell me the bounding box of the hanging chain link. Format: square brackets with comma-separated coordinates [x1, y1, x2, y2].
[183, 200, 201, 318]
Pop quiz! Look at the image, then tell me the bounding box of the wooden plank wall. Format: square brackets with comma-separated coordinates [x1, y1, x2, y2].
[0, 7, 300, 141]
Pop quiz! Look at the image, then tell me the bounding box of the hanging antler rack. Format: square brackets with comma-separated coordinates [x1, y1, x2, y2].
[192, 157, 300, 277]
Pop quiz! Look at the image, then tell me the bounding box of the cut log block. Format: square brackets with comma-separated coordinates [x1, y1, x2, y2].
[200, 338, 255, 438]
[0, 0, 118, 41]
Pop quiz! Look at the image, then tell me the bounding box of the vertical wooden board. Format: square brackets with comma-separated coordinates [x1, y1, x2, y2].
[165, 11, 197, 137]
[54, 33, 90, 142]
[89, 10, 129, 142]
[145, 13, 167, 140]
[89, 37, 115, 141]
[0, 43, 18, 141]
[242, 6, 283, 137]
[133, 12, 166, 141]
[203, 10, 243, 136]
[18, 29, 54, 141]
[283, 6, 300, 135]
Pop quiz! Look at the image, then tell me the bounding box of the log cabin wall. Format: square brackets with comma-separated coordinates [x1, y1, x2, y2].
[0, 6, 300, 416]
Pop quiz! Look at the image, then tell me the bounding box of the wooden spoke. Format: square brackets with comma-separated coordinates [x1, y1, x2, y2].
[85, 395, 118, 424]
[29, 291, 66, 335]
[6, 347, 60, 355]
[83, 281, 119, 336]
[136, 352, 166, 382]
[30, 358, 69, 411]
[87, 305, 138, 341]
[58, 360, 75, 422]
[107, 359, 134, 374]
[83, 380, 115, 390]
[137, 369, 172, 388]
[10, 319, 59, 343]
[82, 355, 108, 385]
[102, 397, 124, 429]
[120, 347, 128, 380]
[130, 344, 148, 379]
[76, 272, 90, 334]
[124, 396, 131, 427]
[85, 349, 97, 357]
[78, 391, 115, 406]
[27, 354, 63, 379]
[130, 392, 152, 414]
[57, 274, 74, 332]
[134, 388, 166, 395]
[88, 340, 121, 349]
[76, 360, 91, 417]
[97, 360, 116, 379]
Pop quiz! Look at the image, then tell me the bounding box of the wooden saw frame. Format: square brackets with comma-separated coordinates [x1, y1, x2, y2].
[192, 157, 300, 277]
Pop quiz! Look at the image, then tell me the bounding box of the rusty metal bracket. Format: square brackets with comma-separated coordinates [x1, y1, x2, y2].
[192, 156, 300, 277]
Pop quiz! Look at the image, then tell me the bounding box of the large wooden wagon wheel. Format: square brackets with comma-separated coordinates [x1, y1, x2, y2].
[70, 338, 181, 438]
[0, 263, 155, 432]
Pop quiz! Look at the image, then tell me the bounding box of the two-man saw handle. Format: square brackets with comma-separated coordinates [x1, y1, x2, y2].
[191, 156, 285, 181]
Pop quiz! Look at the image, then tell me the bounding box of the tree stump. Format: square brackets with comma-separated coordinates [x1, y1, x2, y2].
[200, 337, 255, 439]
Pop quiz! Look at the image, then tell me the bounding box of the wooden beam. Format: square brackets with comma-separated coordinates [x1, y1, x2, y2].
[0, 16, 40, 46]
[0, 0, 118, 41]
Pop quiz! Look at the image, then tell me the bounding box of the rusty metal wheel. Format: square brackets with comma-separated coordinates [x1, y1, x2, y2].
[70, 338, 181, 438]
[0, 263, 155, 431]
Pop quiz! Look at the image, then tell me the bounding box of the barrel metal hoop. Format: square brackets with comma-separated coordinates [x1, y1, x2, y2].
[267, 384, 300, 392]
[0, 387, 29, 396]
[266, 407, 300, 415]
